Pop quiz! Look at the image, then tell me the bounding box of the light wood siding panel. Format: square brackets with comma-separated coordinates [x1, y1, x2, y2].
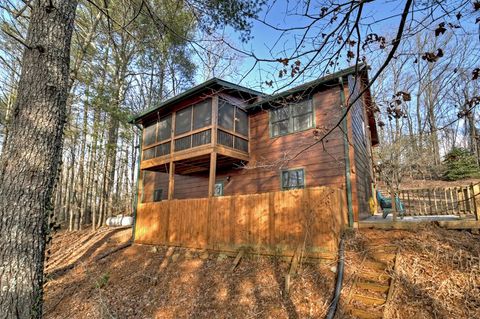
[348, 75, 374, 220]
[135, 186, 347, 255]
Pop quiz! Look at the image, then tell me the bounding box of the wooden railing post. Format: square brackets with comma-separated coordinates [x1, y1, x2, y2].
[472, 183, 480, 221]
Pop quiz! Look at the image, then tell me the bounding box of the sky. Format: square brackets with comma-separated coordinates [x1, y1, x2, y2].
[205, 0, 479, 94]
[213, 0, 408, 92]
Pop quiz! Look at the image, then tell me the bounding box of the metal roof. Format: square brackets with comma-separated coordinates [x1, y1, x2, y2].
[130, 77, 264, 124]
[246, 64, 367, 110]
[130, 64, 366, 123]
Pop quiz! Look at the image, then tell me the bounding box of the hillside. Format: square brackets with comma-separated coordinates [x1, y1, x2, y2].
[43, 226, 480, 318]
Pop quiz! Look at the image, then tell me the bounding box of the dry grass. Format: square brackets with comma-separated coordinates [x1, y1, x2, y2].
[44, 228, 335, 319]
[44, 226, 480, 319]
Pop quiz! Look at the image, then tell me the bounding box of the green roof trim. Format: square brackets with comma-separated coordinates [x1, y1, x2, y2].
[246, 64, 366, 110]
[129, 77, 264, 123]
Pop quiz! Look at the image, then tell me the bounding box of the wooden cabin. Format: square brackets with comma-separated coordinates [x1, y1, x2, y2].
[131, 65, 379, 255]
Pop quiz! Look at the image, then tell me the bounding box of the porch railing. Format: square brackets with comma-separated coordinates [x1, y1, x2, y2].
[396, 183, 480, 219]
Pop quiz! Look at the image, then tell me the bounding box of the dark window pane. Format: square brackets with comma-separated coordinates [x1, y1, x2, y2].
[272, 120, 289, 136]
[218, 130, 234, 148]
[293, 113, 313, 131]
[155, 143, 170, 157]
[192, 129, 211, 147]
[214, 182, 223, 196]
[271, 106, 289, 122]
[235, 108, 248, 136]
[234, 136, 248, 152]
[157, 115, 172, 141]
[143, 123, 156, 146]
[193, 100, 212, 129]
[282, 169, 305, 190]
[218, 100, 234, 130]
[175, 107, 192, 135]
[291, 100, 312, 116]
[143, 147, 155, 160]
[153, 189, 163, 202]
[175, 136, 191, 151]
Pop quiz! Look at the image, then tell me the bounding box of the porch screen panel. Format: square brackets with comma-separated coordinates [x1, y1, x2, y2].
[192, 129, 211, 147]
[193, 100, 212, 129]
[218, 130, 234, 148]
[175, 106, 192, 135]
[143, 123, 156, 146]
[157, 115, 172, 141]
[175, 136, 191, 151]
[218, 100, 234, 130]
[235, 108, 248, 136]
[155, 142, 171, 157]
[234, 136, 248, 152]
[143, 147, 155, 160]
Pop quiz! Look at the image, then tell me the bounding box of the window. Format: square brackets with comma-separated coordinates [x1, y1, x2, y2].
[270, 99, 313, 137]
[281, 168, 305, 190]
[153, 189, 163, 202]
[235, 108, 248, 136]
[214, 182, 224, 196]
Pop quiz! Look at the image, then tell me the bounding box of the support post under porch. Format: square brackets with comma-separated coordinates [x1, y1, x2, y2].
[168, 161, 175, 200]
[208, 152, 217, 197]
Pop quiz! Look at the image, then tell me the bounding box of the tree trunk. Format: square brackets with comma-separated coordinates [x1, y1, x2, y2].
[0, 1, 77, 318]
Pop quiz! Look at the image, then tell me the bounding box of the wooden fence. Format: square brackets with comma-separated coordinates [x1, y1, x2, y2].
[134, 186, 347, 256]
[396, 184, 480, 219]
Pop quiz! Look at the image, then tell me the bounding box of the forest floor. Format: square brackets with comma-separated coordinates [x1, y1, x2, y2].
[43, 226, 480, 319]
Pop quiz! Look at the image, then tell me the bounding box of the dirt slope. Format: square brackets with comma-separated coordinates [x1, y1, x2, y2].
[44, 228, 335, 319]
[338, 226, 480, 319]
[43, 226, 480, 319]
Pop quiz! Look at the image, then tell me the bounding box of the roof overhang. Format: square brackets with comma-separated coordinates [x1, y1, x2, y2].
[130, 78, 263, 125]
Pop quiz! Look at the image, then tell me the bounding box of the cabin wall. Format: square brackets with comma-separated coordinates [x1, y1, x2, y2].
[213, 86, 347, 195]
[347, 75, 374, 220]
[142, 170, 209, 201]
[141, 86, 353, 202]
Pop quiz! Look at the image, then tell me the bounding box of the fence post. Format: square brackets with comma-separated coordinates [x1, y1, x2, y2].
[391, 189, 397, 222]
[472, 184, 480, 221]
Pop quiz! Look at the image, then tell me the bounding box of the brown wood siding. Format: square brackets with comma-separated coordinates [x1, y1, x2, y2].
[142, 171, 209, 200]
[216, 87, 347, 195]
[348, 75, 374, 220]
[142, 86, 349, 200]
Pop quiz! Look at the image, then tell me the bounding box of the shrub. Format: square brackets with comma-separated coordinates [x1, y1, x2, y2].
[443, 147, 480, 181]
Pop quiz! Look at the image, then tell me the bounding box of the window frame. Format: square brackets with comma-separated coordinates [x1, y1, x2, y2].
[269, 99, 315, 138]
[214, 181, 224, 196]
[280, 168, 306, 190]
[153, 188, 163, 202]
